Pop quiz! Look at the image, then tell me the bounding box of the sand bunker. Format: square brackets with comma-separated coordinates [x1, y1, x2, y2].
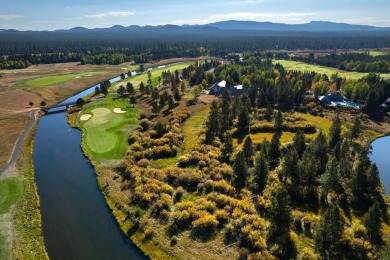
[113, 108, 126, 114]
[80, 114, 92, 121]
[74, 76, 81, 79]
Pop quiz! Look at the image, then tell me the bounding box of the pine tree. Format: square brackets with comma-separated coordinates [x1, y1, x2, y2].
[366, 163, 381, 193]
[293, 130, 306, 158]
[350, 115, 361, 141]
[237, 106, 250, 136]
[329, 114, 341, 150]
[168, 95, 175, 110]
[253, 152, 269, 192]
[269, 132, 281, 169]
[232, 150, 248, 190]
[126, 82, 135, 95]
[281, 149, 299, 185]
[140, 81, 145, 93]
[319, 156, 341, 205]
[298, 149, 317, 185]
[174, 88, 181, 102]
[222, 133, 233, 162]
[130, 95, 136, 107]
[205, 101, 220, 144]
[274, 110, 283, 132]
[316, 206, 344, 255]
[311, 132, 328, 175]
[243, 136, 254, 166]
[363, 202, 381, 241]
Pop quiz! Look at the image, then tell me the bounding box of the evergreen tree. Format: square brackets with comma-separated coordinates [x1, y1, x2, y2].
[222, 133, 233, 162]
[253, 152, 269, 192]
[205, 101, 220, 144]
[329, 114, 341, 150]
[320, 156, 341, 205]
[311, 132, 328, 175]
[126, 82, 135, 95]
[237, 106, 250, 135]
[130, 95, 136, 107]
[174, 88, 181, 102]
[117, 85, 126, 96]
[269, 132, 281, 169]
[316, 206, 344, 256]
[145, 85, 151, 95]
[363, 202, 381, 241]
[232, 150, 248, 190]
[94, 86, 101, 95]
[293, 130, 306, 158]
[351, 159, 368, 199]
[274, 110, 283, 132]
[140, 81, 145, 93]
[281, 149, 299, 185]
[265, 104, 273, 121]
[350, 115, 361, 141]
[366, 163, 381, 194]
[180, 82, 186, 94]
[298, 149, 317, 185]
[159, 95, 166, 107]
[268, 188, 294, 258]
[168, 95, 175, 110]
[152, 100, 159, 114]
[243, 136, 254, 166]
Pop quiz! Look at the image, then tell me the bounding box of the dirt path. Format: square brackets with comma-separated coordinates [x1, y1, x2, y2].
[0, 109, 38, 179]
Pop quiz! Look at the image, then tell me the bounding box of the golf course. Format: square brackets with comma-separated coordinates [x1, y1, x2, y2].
[273, 59, 390, 79]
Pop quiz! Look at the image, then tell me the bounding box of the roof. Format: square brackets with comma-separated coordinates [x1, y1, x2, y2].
[217, 80, 226, 88]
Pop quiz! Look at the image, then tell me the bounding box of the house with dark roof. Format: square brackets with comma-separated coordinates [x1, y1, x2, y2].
[209, 81, 248, 96]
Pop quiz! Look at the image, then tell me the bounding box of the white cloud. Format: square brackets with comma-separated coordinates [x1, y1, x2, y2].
[174, 12, 316, 25]
[85, 11, 135, 19]
[0, 15, 23, 21]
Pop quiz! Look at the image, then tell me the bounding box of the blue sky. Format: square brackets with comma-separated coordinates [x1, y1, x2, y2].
[1, 0, 389, 30]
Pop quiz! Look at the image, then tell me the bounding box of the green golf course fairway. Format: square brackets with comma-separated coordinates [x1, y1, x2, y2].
[0, 177, 23, 215]
[16, 71, 110, 87]
[78, 95, 138, 163]
[112, 62, 193, 90]
[273, 59, 390, 80]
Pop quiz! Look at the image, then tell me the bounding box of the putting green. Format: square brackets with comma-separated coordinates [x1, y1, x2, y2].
[16, 71, 110, 87]
[78, 95, 138, 162]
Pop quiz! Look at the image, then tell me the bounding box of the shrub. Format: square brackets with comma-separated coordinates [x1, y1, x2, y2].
[170, 235, 178, 246]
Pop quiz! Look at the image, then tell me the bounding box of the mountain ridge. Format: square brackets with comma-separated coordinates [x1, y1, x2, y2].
[2, 20, 390, 33]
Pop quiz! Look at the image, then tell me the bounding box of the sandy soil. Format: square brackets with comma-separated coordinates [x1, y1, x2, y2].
[80, 114, 92, 121]
[113, 108, 126, 114]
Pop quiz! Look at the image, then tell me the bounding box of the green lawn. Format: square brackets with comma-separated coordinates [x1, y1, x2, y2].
[273, 59, 390, 80]
[369, 51, 389, 57]
[78, 94, 139, 163]
[16, 71, 110, 87]
[0, 177, 23, 214]
[112, 62, 193, 90]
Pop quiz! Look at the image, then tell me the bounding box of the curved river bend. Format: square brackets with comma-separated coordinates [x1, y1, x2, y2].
[33, 76, 147, 259]
[370, 135, 390, 195]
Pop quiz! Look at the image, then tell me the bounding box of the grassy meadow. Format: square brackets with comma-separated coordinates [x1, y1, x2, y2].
[273, 59, 390, 79]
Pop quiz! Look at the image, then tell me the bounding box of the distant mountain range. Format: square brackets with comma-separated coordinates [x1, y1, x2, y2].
[1, 20, 390, 33]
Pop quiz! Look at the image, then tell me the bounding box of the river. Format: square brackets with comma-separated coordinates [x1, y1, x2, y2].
[370, 135, 390, 195]
[33, 76, 147, 259]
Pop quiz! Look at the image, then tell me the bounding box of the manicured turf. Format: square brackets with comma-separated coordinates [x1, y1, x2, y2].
[78, 94, 138, 162]
[112, 62, 193, 90]
[0, 177, 23, 214]
[273, 59, 390, 79]
[16, 71, 110, 87]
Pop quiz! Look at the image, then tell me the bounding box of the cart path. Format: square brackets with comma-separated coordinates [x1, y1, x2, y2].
[0, 109, 37, 178]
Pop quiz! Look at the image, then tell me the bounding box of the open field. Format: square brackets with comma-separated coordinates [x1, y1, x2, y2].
[16, 71, 111, 87]
[77, 95, 138, 163]
[273, 59, 390, 79]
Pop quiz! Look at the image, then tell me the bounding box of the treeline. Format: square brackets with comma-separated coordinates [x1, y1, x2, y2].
[1, 30, 390, 67]
[293, 52, 390, 73]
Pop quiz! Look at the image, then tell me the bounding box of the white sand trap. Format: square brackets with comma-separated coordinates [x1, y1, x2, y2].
[113, 108, 126, 114]
[80, 114, 92, 121]
[74, 76, 81, 79]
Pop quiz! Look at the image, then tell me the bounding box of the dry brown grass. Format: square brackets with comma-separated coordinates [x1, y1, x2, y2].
[0, 114, 30, 169]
